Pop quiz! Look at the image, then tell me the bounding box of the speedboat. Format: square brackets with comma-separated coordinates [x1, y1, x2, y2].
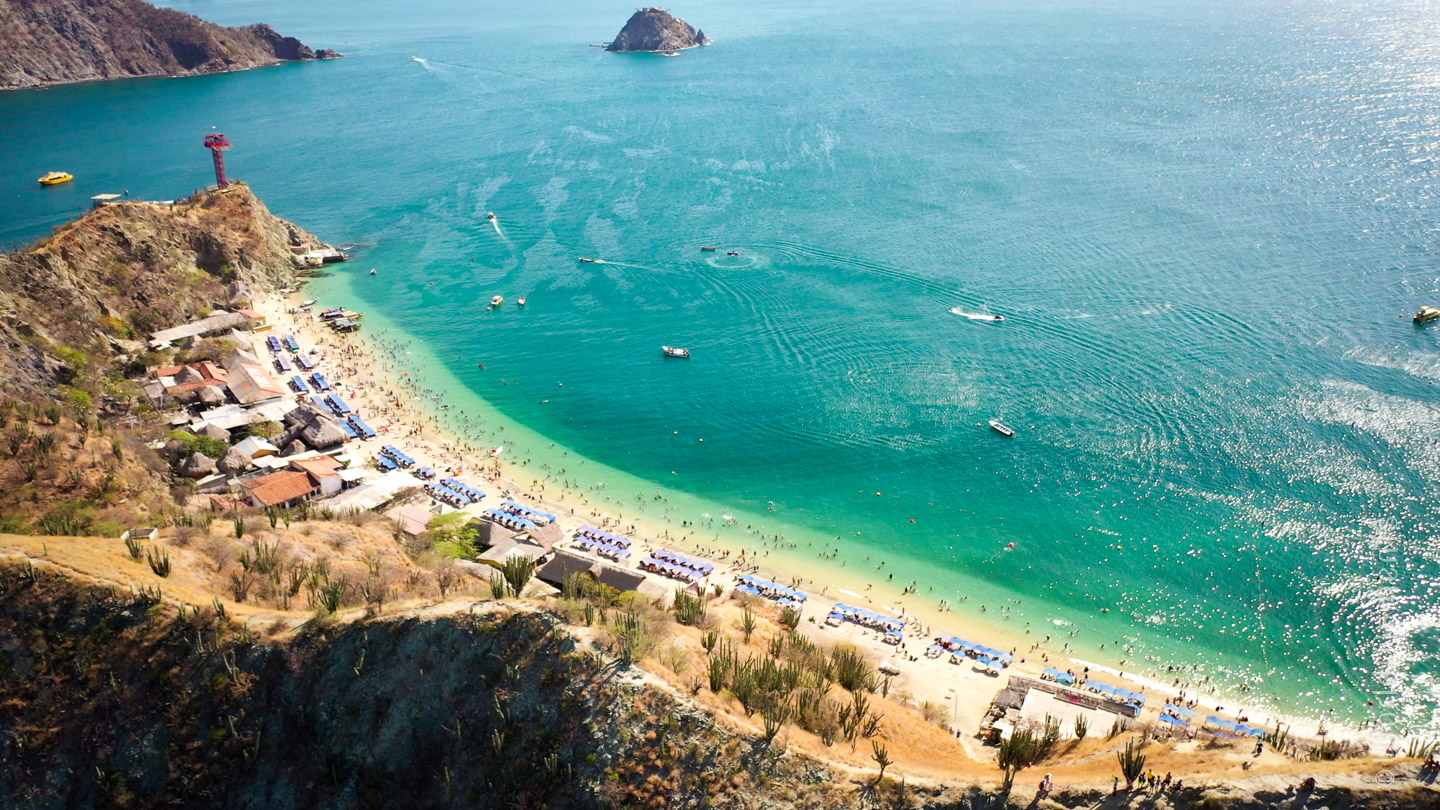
[662, 346, 691, 358]
[369, 269, 377, 275]
[727, 251, 739, 256]
[517, 296, 527, 307]
[578, 257, 599, 263]
[487, 212, 496, 221]
[38, 171, 73, 186]
[988, 420, 1015, 437]
[490, 295, 504, 307]
[700, 246, 717, 252]
[1415, 306, 1440, 324]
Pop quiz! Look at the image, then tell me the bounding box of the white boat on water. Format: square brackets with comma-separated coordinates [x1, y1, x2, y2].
[517, 296, 527, 307]
[301, 298, 318, 307]
[950, 307, 1004, 322]
[490, 295, 504, 307]
[988, 420, 1015, 437]
[662, 345, 691, 358]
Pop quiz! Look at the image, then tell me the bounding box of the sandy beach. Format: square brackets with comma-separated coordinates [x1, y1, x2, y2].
[250, 288, 1393, 755]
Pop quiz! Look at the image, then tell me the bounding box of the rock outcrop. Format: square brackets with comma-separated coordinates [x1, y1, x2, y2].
[0, 0, 341, 91]
[606, 7, 709, 53]
[0, 182, 323, 395]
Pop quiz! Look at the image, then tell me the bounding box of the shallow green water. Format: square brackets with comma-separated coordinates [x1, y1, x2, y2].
[3, 0, 1439, 734]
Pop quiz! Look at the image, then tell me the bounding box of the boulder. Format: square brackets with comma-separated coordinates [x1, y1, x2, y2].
[606, 8, 709, 53]
[217, 446, 252, 476]
[178, 451, 217, 479]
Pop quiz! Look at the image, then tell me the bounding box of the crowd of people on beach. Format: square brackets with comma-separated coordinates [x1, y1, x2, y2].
[269, 295, 1378, 754]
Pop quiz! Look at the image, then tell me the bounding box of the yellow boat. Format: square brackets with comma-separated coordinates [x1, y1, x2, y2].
[37, 171, 73, 186]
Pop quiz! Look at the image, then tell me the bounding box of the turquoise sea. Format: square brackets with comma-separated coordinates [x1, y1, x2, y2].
[3, 0, 1439, 735]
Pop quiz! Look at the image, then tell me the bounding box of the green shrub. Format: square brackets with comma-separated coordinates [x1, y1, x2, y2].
[169, 430, 227, 459]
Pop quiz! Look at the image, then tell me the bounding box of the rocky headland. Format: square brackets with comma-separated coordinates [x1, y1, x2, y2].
[0, 183, 318, 395]
[0, 0, 340, 91]
[606, 7, 709, 53]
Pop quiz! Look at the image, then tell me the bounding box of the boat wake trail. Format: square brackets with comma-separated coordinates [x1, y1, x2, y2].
[949, 306, 1004, 322]
[586, 260, 665, 272]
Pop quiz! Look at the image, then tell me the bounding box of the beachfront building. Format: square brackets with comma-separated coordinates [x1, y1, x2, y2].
[478, 534, 548, 567]
[148, 311, 255, 350]
[224, 352, 287, 405]
[537, 550, 646, 594]
[287, 455, 345, 497]
[239, 469, 320, 509]
[231, 435, 279, 459]
[388, 503, 438, 540]
[154, 361, 229, 402]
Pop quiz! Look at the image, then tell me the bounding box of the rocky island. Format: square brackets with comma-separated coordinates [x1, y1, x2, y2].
[0, 0, 340, 91]
[606, 7, 709, 53]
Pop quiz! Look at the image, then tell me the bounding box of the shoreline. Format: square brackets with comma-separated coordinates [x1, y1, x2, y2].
[255, 283, 1397, 752]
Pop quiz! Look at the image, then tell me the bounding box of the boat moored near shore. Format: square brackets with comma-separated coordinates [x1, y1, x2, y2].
[490, 295, 504, 307]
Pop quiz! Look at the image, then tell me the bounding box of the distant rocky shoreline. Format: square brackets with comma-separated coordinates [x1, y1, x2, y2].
[0, 0, 339, 91]
[606, 7, 709, 54]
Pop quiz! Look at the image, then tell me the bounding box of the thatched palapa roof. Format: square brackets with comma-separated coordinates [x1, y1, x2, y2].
[178, 451, 217, 479]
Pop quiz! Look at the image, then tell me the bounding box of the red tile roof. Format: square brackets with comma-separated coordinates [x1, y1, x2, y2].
[240, 470, 317, 507]
[289, 456, 343, 479]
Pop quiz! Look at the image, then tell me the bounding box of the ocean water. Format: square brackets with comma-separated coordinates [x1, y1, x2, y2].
[2, 0, 1439, 735]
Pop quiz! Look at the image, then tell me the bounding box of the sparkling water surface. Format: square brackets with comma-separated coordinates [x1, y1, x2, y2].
[2, 0, 1438, 734]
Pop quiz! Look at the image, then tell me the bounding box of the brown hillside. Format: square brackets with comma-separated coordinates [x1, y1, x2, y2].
[0, 0, 339, 90]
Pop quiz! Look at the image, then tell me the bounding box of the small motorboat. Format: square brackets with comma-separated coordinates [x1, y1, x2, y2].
[988, 420, 1015, 437]
[662, 346, 691, 358]
[487, 212, 496, 221]
[701, 246, 717, 252]
[369, 269, 377, 275]
[38, 171, 73, 186]
[301, 298, 318, 307]
[727, 251, 739, 256]
[490, 295, 504, 307]
[490, 446, 505, 457]
[1415, 306, 1440, 324]
[578, 257, 599, 263]
[517, 296, 527, 307]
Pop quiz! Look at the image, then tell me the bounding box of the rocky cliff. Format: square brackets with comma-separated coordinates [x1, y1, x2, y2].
[606, 7, 709, 53]
[0, 183, 320, 394]
[0, 0, 339, 91]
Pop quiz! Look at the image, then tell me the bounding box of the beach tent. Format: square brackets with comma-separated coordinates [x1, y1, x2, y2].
[1163, 703, 1195, 719]
[1159, 713, 1188, 728]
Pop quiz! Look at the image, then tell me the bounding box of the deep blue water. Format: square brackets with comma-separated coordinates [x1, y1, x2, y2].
[2, 0, 1439, 734]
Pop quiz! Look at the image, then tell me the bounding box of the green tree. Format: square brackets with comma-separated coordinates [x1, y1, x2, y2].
[170, 429, 227, 459]
[426, 513, 480, 558]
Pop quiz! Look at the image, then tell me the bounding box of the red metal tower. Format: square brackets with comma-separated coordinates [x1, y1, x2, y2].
[203, 132, 232, 188]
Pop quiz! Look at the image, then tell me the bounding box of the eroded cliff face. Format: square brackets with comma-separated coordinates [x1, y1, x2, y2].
[0, 0, 339, 90]
[0, 183, 319, 394]
[606, 7, 709, 53]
